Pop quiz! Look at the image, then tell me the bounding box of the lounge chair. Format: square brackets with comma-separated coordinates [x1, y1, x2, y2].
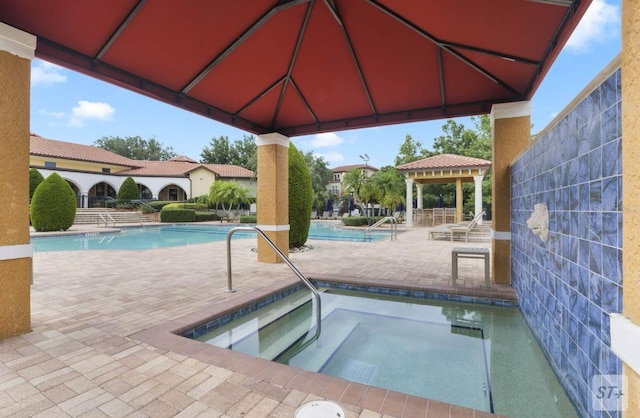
[428, 211, 485, 242]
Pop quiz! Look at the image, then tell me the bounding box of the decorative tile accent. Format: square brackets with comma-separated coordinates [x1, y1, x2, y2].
[511, 68, 622, 417]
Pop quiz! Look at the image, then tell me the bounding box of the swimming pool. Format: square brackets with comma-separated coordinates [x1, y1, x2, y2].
[31, 222, 392, 252]
[185, 284, 578, 417]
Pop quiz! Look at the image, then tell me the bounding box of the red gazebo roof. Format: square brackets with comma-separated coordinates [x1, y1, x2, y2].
[0, 0, 591, 136]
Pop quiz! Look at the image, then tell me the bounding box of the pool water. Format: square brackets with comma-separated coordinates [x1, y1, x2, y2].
[31, 222, 390, 252]
[190, 288, 578, 417]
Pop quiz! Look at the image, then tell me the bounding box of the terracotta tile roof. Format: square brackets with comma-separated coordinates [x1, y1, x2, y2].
[31, 134, 255, 178]
[30, 134, 141, 167]
[169, 155, 198, 163]
[331, 163, 379, 173]
[189, 164, 255, 179]
[396, 154, 491, 171]
[117, 161, 254, 178]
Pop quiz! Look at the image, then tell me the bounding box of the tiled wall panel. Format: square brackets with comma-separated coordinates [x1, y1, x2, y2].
[511, 68, 622, 417]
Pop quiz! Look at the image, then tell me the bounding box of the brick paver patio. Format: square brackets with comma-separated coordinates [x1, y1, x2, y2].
[1, 222, 513, 417]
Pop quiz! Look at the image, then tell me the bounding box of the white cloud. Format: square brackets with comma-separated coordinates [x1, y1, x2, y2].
[550, 111, 560, 119]
[38, 109, 66, 119]
[67, 100, 115, 127]
[565, 0, 619, 53]
[31, 61, 67, 86]
[320, 151, 344, 165]
[309, 132, 344, 148]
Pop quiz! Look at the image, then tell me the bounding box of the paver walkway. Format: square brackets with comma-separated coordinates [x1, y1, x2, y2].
[1, 223, 512, 417]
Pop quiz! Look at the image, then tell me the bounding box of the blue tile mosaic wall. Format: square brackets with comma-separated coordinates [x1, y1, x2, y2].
[511, 68, 622, 418]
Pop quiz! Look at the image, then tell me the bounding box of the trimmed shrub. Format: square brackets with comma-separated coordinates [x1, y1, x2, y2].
[239, 215, 256, 223]
[29, 168, 44, 199]
[30, 172, 77, 231]
[341, 216, 384, 227]
[195, 212, 220, 222]
[145, 201, 185, 212]
[163, 202, 208, 211]
[117, 177, 139, 200]
[160, 208, 196, 222]
[288, 143, 313, 247]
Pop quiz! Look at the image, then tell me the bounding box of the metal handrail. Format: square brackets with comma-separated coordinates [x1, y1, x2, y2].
[364, 216, 398, 241]
[131, 199, 159, 213]
[225, 226, 321, 337]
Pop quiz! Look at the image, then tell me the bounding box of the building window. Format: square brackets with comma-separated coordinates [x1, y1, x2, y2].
[333, 173, 340, 181]
[331, 185, 340, 196]
[44, 161, 56, 168]
[102, 167, 111, 173]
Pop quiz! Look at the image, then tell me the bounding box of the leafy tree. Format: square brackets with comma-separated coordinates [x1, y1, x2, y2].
[303, 151, 331, 212]
[117, 177, 139, 200]
[200, 134, 257, 171]
[94, 136, 176, 160]
[394, 134, 430, 166]
[29, 168, 44, 199]
[289, 143, 313, 248]
[30, 173, 77, 231]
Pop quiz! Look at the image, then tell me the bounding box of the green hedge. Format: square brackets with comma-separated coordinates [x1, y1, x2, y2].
[341, 216, 384, 226]
[288, 143, 313, 247]
[30, 172, 77, 231]
[239, 215, 256, 223]
[144, 201, 184, 212]
[160, 208, 196, 222]
[29, 168, 44, 199]
[195, 212, 220, 222]
[163, 202, 208, 211]
[117, 177, 138, 200]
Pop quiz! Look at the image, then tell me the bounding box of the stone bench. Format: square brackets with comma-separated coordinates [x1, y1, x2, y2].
[451, 247, 490, 287]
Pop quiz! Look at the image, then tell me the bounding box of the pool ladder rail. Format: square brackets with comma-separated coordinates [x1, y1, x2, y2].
[363, 216, 398, 241]
[98, 212, 115, 228]
[225, 226, 322, 338]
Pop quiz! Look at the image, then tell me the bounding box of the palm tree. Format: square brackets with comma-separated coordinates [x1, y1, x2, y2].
[209, 180, 253, 219]
[371, 168, 404, 214]
[342, 168, 366, 200]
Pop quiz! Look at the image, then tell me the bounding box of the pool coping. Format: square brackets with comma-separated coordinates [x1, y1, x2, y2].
[131, 277, 514, 417]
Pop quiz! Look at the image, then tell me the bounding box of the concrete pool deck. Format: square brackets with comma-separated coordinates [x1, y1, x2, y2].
[3, 222, 512, 417]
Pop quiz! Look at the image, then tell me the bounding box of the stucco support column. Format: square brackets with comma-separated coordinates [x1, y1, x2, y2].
[405, 178, 413, 227]
[474, 175, 484, 225]
[256, 133, 289, 263]
[455, 178, 463, 223]
[416, 184, 423, 209]
[490, 101, 531, 284]
[0, 23, 35, 339]
[612, 1, 640, 414]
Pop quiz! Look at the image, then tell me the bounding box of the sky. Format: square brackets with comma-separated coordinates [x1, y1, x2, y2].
[29, 0, 621, 171]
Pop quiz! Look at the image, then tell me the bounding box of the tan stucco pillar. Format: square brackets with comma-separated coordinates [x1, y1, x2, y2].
[490, 101, 531, 284]
[256, 133, 289, 263]
[455, 177, 463, 223]
[612, 1, 640, 414]
[0, 23, 35, 339]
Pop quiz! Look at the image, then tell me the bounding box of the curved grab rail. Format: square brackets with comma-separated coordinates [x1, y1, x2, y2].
[225, 226, 321, 338]
[364, 216, 398, 241]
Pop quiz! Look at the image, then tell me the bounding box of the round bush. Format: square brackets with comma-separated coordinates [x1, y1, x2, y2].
[117, 176, 139, 200]
[29, 168, 44, 199]
[288, 142, 313, 248]
[30, 172, 77, 231]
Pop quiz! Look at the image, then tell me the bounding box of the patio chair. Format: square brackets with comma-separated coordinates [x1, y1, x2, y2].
[428, 211, 485, 242]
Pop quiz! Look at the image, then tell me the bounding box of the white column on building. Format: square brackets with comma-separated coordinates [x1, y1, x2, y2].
[405, 178, 414, 227]
[416, 184, 423, 209]
[474, 175, 484, 225]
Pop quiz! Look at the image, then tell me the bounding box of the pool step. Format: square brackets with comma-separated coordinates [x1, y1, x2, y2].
[197, 290, 318, 359]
